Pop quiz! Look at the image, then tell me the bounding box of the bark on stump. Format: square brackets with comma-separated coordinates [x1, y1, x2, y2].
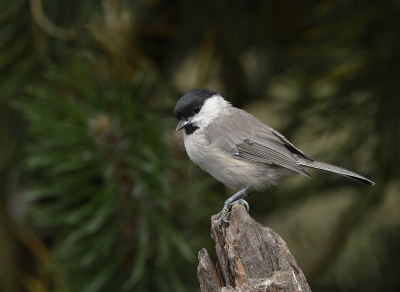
[197, 204, 311, 292]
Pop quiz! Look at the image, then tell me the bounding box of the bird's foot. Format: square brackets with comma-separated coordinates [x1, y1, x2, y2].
[216, 199, 250, 232]
[216, 186, 251, 232]
[232, 198, 249, 211]
[217, 204, 230, 232]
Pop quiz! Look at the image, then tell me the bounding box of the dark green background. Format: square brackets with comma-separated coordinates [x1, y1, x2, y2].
[1, 0, 399, 291]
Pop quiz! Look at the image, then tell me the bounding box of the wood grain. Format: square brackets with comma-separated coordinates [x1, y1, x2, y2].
[197, 204, 311, 292]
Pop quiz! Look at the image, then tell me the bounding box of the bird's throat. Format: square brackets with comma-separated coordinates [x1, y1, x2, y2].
[184, 124, 199, 135]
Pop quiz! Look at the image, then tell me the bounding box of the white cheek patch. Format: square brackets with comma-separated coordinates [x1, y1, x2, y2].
[191, 95, 231, 129]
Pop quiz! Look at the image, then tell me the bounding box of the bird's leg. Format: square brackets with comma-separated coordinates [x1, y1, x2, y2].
[217, 186, 251, 231]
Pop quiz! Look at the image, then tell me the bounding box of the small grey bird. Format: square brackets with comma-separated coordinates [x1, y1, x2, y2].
[174, 88, 375, 230]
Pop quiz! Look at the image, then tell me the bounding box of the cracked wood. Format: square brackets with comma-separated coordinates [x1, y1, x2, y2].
[197, 204, 312, 292]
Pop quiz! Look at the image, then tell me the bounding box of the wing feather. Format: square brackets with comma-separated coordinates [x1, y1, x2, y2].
[205, 108, 312, 177]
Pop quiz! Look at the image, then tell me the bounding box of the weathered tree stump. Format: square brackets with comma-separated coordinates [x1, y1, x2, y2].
[197, 204, 311, 292]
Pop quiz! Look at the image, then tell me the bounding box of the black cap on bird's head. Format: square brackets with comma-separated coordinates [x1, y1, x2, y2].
[174, 88, 218, 132]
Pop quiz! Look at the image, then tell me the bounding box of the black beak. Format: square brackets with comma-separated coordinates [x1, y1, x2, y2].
[176, 119, 191, 131]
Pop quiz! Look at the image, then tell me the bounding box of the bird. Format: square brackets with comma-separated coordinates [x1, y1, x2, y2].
[174, 88, 375, 230]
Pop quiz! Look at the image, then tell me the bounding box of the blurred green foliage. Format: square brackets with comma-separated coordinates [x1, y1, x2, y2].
[0, 0, 399, 292]
[14, 64, 198, 291]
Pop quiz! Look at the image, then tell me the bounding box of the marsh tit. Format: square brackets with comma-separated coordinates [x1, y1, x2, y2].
[174, 89, 374, 230]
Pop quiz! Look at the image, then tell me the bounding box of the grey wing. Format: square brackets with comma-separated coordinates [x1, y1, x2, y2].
[205, 108, 312, 178]
[268, 127, 314, 161]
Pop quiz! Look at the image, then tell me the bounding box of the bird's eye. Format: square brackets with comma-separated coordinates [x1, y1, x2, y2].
[193, 106, 200, 113]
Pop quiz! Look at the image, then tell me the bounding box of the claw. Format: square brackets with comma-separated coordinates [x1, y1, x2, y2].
[216, 186, 251, 232]
[217, 209, 228, 232]
[217, 217, 223, 232]
[232, 199, 250, 212]
[217, 216, 225, 232]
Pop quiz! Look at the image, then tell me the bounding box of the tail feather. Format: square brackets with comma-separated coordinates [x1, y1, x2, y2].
[297, 158, 375, 186]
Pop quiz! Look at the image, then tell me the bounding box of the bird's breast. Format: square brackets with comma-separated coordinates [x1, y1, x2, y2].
[182, 130, 288, 191]
[183, 130, 209, 167]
